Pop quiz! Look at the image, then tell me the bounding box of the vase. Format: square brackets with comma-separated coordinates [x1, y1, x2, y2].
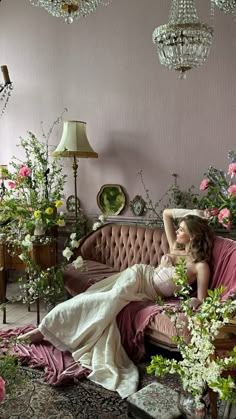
[178, 393, 206, 419]
[34, 220, 46, 237]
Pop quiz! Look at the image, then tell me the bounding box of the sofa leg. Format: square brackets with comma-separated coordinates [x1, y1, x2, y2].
[208, 389, 218, 419]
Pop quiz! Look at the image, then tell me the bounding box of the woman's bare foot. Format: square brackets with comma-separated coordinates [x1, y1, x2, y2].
[18, 328, 43, 343]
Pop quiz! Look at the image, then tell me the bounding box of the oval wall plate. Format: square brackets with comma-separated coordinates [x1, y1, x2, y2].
[97, 184, 126, 215]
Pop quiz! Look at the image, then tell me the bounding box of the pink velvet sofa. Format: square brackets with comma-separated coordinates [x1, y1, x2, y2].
[63, 223, 236, 354]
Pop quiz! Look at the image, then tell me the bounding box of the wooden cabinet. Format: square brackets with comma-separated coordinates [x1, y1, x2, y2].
[0, 237, 57, 324]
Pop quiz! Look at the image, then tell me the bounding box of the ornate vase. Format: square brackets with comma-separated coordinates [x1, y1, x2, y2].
[178, 393, 206, 419]
[34, 219, 46, 237]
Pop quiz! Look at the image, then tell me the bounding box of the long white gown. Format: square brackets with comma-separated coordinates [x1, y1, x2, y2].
[38, 263, 173, 398]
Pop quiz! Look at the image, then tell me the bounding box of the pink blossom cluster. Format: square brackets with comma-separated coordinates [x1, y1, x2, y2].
[8, 164, 31, 189]
[199, 159, 236, 230]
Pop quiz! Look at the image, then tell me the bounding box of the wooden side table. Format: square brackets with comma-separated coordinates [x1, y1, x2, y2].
[0, 236, 56, 324]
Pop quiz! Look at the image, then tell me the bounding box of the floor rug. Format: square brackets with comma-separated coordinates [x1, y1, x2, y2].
[0, 364, 235, 419]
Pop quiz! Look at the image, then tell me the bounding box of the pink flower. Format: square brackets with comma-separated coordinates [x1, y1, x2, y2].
[218, 208, 231, 224]
[200, 179, 209, 191]
[228, 185, 236, 197]
[8, 181, 16, 189]
[228, 163, 236, 178]
[0, 377, 5, 402]
[19, 165, 30, 177]
[210, 208, 219, 216]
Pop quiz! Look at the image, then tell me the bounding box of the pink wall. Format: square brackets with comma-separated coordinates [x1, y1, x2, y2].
[0, 0, 236, 216]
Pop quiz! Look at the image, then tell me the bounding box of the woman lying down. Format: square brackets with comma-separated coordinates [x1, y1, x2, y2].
[19, 208, 213, 398]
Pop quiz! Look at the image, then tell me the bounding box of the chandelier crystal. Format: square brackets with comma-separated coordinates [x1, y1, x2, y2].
[212, 0, 236, 14]
[152, 0, 214, 77]
[29, 0, 111, 23]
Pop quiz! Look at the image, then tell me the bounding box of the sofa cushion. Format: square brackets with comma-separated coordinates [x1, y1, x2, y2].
[64, 260, 118, 296]
[76, 224, 169, 271]
[210, 236, 236, 298]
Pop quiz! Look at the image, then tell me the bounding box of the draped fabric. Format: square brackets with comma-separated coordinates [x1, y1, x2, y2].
[37, 264, 157, 398]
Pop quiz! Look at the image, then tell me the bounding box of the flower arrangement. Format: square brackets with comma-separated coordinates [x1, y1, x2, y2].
[0, 111, 67, 238]
[16, 232, 85, 306]
[199, 150, 236, 230]
[147, 259, 236, 411]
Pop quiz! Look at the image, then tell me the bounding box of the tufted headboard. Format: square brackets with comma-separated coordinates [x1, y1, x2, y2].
[75, 223, 169, 272]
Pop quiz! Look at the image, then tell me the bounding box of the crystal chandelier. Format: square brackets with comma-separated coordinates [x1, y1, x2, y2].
[0, 65, 13, 118]
[152, 0, 214, 78]
[29, 0, 111, 23]
[212, 0, 236, 14]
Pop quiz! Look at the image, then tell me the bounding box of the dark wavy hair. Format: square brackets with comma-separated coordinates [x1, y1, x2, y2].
[179, 215, 214, 263]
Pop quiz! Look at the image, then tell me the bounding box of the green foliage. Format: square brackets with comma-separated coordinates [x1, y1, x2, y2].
[0, 110, 67, 237]
[0, 351, 23, 395]
[147, 259, 236, 409]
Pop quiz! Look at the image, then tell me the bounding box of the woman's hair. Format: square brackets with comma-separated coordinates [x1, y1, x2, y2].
[179, 215, 214, 263]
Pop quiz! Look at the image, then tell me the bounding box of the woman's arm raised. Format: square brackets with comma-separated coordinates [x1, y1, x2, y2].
[163, 208, 177, 251]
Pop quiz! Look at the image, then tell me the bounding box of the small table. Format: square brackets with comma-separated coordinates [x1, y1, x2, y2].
[0, 235, 57, 324]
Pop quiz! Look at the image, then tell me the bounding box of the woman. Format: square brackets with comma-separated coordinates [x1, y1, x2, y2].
[19, 208, 214, 398]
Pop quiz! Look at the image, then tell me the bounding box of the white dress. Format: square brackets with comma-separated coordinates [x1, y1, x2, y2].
[38, 262, 177, 398]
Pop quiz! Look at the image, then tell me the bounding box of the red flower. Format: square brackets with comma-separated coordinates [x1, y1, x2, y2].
[200, 179, 209, 191]
[19, 165, 30, 177]
[8, 181, 16, 189]
[228, 185, 236, 197]
[218, 208, 231, 224]
[228, 163, 236, 178]
[210, 208, 219, 216]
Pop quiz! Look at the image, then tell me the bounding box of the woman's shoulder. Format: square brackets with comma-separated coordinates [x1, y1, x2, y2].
[194, 260, 210, 275]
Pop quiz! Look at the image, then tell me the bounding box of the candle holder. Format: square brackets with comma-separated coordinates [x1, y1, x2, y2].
[0, 65, 13, 118]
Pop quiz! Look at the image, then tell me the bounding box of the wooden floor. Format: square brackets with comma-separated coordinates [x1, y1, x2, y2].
[1, 280, 46, 331]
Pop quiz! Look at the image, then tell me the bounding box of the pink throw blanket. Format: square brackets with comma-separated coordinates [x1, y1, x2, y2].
[0, 302, 160, 386]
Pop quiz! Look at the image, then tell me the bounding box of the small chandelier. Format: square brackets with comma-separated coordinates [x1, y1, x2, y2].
[212, 0, 236, 14]
[29, 0, 111, 24]
[152, 0, 214, 78]
[0, 65, 13, 118]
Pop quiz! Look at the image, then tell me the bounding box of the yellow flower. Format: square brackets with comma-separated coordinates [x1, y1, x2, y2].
[45, 207, 54, 215]
[55, 200, 63, 208]
[57, 219, 65, 227]
[34, 210, 41, 218]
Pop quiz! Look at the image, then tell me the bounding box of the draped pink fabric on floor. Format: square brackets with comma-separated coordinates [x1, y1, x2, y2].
[0, 302, 161, 386]
[0, 325, 90, 385]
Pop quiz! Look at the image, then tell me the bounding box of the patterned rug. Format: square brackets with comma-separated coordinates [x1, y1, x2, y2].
[0, 363, 234, 419]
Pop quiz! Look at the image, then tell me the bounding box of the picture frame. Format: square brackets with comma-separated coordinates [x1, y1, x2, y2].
[97, 184, 126, 215]
[66, 195, 80, 213]
[130, 195, 146, 216]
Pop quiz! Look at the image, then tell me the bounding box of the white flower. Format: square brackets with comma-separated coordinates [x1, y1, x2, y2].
[70, 239, 80, 249]
[98, 214, 106, 223]
[72, 256, 84, 270]
[93, 222, 101, 231]
[62, 247, 73, 261]
[70, 233, 77, 240]
[18, 253, 26, 261]
[22, 234, 33, 250]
